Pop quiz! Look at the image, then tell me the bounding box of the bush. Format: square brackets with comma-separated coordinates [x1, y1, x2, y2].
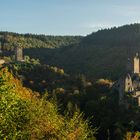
[0, 67, 96, 139]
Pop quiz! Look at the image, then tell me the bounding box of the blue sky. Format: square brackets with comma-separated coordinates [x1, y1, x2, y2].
[0, 0, 140, 35]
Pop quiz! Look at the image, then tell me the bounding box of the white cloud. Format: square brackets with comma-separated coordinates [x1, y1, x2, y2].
[82, 22, 119, 31]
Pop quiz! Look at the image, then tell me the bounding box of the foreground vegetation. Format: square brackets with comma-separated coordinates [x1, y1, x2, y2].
[3, 61, 140, 140]
[0, 67, 95, 139]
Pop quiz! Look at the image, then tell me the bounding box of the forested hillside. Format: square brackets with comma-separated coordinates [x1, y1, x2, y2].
[2, 24, 140, 79]
[1, 24, 140, 139]
[5, 61, 140, 140]
[25, 24, 140, 80]
[0, 66, 95, 139]
[0, 32, 82, 50]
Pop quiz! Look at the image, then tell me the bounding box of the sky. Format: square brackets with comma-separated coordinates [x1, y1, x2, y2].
[0, 0, 140, 35]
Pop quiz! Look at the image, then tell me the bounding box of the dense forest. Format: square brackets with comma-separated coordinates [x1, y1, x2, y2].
[2, 59, 140, 140]
[0, 32, 82, 50]
[24, 23, 140, 80]
[1, 23, 140, 139]
[0, 66, 96, 139]
[2, 24, 140, 80]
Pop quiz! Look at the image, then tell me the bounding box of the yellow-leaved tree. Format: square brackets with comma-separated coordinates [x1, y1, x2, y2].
[0, 67, 96, 140]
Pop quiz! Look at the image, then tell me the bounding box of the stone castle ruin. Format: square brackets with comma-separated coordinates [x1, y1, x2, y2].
[15, 47, 24, 61]
[0, 38, 24, 62]
[114, 53, 140, 106]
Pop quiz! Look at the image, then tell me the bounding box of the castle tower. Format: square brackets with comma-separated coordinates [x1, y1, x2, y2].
[15, 47, 23, 61]
[133, 53, 139, 74]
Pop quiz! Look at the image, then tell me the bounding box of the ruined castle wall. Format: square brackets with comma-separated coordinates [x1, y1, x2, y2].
[134, 56, 139, 74]
[124, 75, 133, 92]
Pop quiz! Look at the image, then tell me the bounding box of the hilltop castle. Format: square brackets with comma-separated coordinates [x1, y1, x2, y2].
[114, 53, 140, 106]
[15, 47, 24, 61]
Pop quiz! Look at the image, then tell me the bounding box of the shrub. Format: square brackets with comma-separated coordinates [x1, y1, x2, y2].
[0, 67, 96, 139]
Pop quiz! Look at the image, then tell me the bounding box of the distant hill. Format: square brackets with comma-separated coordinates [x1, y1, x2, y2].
[25, 23, 140, 80]
[0, 32, 82, 50]
[81, 23, 140, 47]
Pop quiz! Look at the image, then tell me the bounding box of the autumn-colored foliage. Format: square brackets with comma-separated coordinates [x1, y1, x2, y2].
[125, 132, 140, 140]
[0, 67, 95, 139]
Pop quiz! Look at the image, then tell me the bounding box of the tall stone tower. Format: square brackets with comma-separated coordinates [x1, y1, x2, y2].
[15, 47, 23, 61]
[133, 53, 139, 74]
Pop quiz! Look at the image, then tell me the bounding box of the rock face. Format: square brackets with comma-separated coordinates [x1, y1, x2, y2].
[114, 53, 140, 106]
